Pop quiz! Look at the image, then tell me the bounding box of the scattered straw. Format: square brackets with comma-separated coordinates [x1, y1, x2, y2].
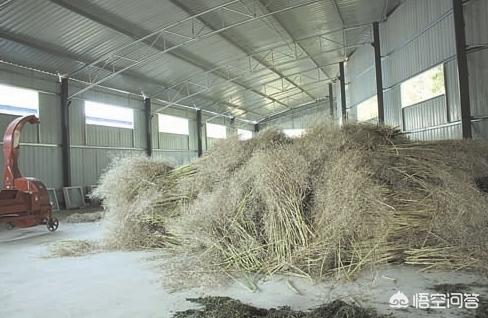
[48, 240, 100, 257]
[64, 211, 104, 223]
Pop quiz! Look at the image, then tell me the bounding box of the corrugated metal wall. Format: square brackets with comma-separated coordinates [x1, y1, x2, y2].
[68, 85, 147, 187]
[339, 0, 467, 141]
[260, 101, 329, 130]
[0, 63, 64, 189]
[267, 0, 488, 142]
[204, 114, 250, 150]
[151, 103, 199, 165]
[465, 0, 488, 138]
[0, 62, 241, 193]
[380, 0, 459, 140]
[346, 42, 377, 121]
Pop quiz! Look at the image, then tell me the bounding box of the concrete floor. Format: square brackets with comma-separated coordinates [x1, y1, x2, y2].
[0, 218, 486, 318]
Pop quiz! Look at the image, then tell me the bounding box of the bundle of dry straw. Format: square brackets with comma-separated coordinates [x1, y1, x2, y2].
[94, 123, 488, 280]
[92, 156, 195, 249]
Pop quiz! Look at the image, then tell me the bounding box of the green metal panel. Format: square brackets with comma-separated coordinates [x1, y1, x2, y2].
[69, 99, 85, 145]
[158, 132, 189, 150]
[39, 93, 62, 144]
[15, 145, 63, 188]
[133, 110, 145, 148]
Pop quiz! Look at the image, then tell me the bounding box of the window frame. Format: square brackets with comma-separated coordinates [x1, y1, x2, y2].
[158, 113, 190, 135]
[206, 122, 227, 139]
[237, 128, 253, 140]
[400, 64, 446, 108]
[0, 84, 39, 117]
[84, 101, 135, 130]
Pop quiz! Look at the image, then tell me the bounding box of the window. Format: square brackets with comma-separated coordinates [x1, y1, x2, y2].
[283, 128, 305, 138]
[237, 129, 253, 140]
[401, 64, 445, 108]
[85, 101, 134, 129]
[206, 123, 226, 139]
[357, 95, 378, 122]
[0, 84, 39, 116]
[158, 114, 189, 135]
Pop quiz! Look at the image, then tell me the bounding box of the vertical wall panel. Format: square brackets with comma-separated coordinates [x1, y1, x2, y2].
[151, 115, 159, 149]
[188, 115, 198, 151]
[95, 149, 111, 183]
[407, 123, 462, 141]
[473, 120, 488, 139]
[69, 99, 85, 145]
[464, 0, 488, 46]
[159, 133, 189, 150]
[335, 80, 342, 122]
[382, 15, 455, 88]
[69, 148, 83, 187]
[39, 93, 62, 144]
[260, 103, 327, 130]
[133, 110, 145, 148]
[82, 148, 98, 186]
[465, 0, 488, 121]
[346, 43, 376, 110]
[467, 50, 488, 117]
[381, 0, 453, 57]
[381, 0, 455, 90]
[402, 96, 448, 131]
[384, 87, 401, 127]
[444, 60, 461, 121]
[16, 145, 63, 188]
[340, 0, 459, 141]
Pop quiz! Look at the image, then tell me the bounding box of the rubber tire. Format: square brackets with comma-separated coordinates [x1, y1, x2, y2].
[47, 217, 59, 232]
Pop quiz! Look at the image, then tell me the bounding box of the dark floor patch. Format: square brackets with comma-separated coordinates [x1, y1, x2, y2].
[475, 177, 488, 193]
[466, 297, 488, 318]
[430, 285, 488, 318]
[172, 297, 391, 318]
[430, 283, 470, 294]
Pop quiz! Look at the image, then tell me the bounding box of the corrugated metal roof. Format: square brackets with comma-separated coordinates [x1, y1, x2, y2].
[1, 0, 132, 61]
[0, 0, 401, 120]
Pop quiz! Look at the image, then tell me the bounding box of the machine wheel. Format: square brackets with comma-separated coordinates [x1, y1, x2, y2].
[6, 222, 15, 230]
[47, 217, 59, 232]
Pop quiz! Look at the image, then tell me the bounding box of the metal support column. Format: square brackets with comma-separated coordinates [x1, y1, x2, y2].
[372, 21, 385, 124]
[453, 0, 472, 139]
[144, 98, 152, 157]
[328, 83, 334, 119]
[339, 62, 347, 123]
[60, 77, 71, 187]
[196, 109, 203, 157]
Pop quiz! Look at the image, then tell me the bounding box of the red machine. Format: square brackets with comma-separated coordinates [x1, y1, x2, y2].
[0, 115, 58, 231]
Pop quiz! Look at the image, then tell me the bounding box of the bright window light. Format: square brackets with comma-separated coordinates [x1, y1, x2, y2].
[206, 122, 227, 139]
[0, 84, 39, 116]
[158, 114, 189, 135]
[357, 95, 378, 122]
[237, 129, 253, 140]
[85, 101, 134, 129]
[401, 64, 445, 108]
[283, 128, 305, 138]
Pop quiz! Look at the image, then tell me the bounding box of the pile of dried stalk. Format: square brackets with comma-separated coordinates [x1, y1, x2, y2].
[93, 123, 488, 280]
